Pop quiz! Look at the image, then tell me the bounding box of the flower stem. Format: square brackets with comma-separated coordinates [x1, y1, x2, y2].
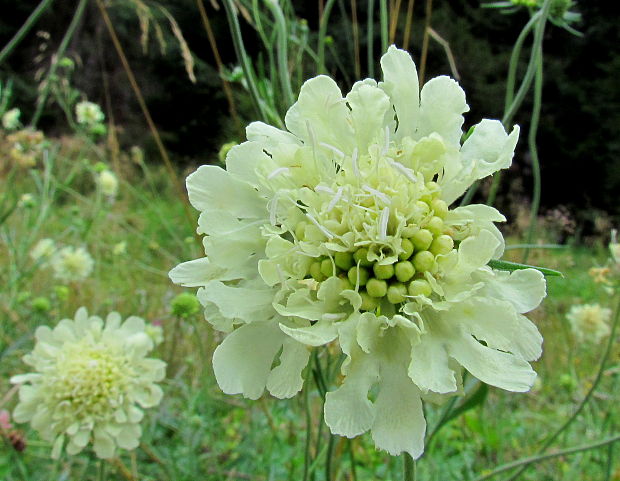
[0, 0, 55, 66]
[325, 432, 336, 481]
[317, 0, 337, 75]
[97, 459, 107, 481]
[403, 453, 416, 481]
[522, 54, 543, 264]
[302, 362, 314, 481]
[474, 434, 620, 481]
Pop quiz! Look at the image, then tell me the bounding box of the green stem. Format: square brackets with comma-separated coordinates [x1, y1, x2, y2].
[325, 432, 336, 481]
[522, 53, 543, 263]
[379, 0, 388, 54]
[475, 434, 620, 481]
[367, 0, 375, 77]
[31, 0, 88, 126]
[504, 292, 620, 481]
[317, 0, 337, 74]
[348, 439, 358, 481]
[302, 363, 313, 481]
[97, 459, 106, 481]
[265, 0, 294, 109]
[403, 453, 416, 481]
[222, 0, 272, 124]
[0, 0, 55, 65]
[504, 11, 541, 112]
[485, 1, 550, 207]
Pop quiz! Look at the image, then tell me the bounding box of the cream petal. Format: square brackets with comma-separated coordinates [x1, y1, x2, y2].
[266, 338, 310, 398]
[324, 351, 378, 437]
[225, 141, 268, 187]
[417, 76, 469, 146]
[371, 368, 425, 459]
[455, 229, 501, 275]
[346, 82, 391, 153]
[93, 429, 116, 459]
[284, 76, 354, 154]
[451, 298, 543, 361]
[408, 333, 457, 394]
[246, 121, 302, 152]
[201, 280, 275, 323]
[168, 257, 224, 287]
[479, 269, 547, 314]
[186, 165, 265, 218]
[279, 322, 338, 347]
[212, 320, 285, 400]
[447, 330, 536, 392]
[379, 46, 420, 140]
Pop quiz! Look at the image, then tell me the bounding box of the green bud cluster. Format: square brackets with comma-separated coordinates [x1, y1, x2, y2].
[302, 182, 456, 312]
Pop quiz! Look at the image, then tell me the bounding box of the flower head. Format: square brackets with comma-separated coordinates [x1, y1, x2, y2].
[2, 108, 21, 130]
[50, 246, 94, 281]
[11, 308, 166, 459]
[567, 303, 611, 344]
[170, 46, 546, 459]
[96, 170, 119, 198]
[31, 238, 57, 264]
[76, 101, 105, 126]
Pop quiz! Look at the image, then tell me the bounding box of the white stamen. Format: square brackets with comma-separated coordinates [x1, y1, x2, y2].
[379, 207, 390, 240]
[269, 197, 278, 226]
[363, 185, 391, 205]
[319, 142, 345, 157]
[306, 213, 335, 239]
[323, 313, 347, 321]
[268, 167, 290, 179]
[315, 185, 334, 194]
[351, 147, 359, 177]
[390, 161, 418, 183]
[382, 126, 390, 155]
[327, 186, 344, 212]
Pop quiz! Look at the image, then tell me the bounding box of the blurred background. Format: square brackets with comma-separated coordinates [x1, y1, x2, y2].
[1, 0, 619, 234]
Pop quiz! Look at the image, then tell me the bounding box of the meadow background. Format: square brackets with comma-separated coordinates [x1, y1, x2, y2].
[1, 0, 619, 480]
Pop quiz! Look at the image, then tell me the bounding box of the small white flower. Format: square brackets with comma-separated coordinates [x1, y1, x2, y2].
[112, 241, 127, 256]
[30, 238, 57, 264]
[11, 307, 166, 459]
[97, 170, 119, 197]
[2, 108, 21, 130]
[50, 246, 94, 281]
[75, 101, 105, 126]
[567, 303, 611, 344]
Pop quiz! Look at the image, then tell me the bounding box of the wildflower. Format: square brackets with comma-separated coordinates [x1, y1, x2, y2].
[589, 266, 611, 284]
[50, 246, 94, 282]
[170, 292, 200, 318]
[112, 241, 127, 256]
[11, 307, 166, 459]
[7, 128, 45, 167]
[96, 170, 119, 197]
[75, 101, 105, 126]
[170, 46, 546, 459]
[18, 193, 36, 208]
[567, 303, 611, 344]
[30, 238, 57, 264]
[2, 108, 21, 130]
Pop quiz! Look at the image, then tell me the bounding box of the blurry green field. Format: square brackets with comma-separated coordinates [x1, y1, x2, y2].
[0, 134, 618, 481]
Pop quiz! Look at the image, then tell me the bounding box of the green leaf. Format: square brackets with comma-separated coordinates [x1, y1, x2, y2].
[488, 259, 563, 278]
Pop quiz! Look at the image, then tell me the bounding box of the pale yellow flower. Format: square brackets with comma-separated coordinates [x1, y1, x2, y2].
[97, 170, 119, 197]
[50, 246, 94, 281]
[567, 303, 611, 344]
[11, 308, 166, 459]
[30, 238, 57, 264]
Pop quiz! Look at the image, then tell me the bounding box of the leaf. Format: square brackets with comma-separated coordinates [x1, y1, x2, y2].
[488, 259, 563, 278]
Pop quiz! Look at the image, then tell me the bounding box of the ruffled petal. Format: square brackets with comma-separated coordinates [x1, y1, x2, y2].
[371, 367, 425, 459]
[408, 333, 457, 394]
[379, 45, 420, 140]
[225, 142, 268, 187]
[168, 258, 225, 287]
[266, 338, 310, 398]
[284, 76, 354, 154]
[201, 280, 275, 323]
[186, 165, 265, 218]
[346, 82, 391, 153]
[478, 268, 547, 314]
[246, 121, 302, 152]
[212, 320, 285, 400]
[447, 330, 536, 392]
[417, 76, 469, 146]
